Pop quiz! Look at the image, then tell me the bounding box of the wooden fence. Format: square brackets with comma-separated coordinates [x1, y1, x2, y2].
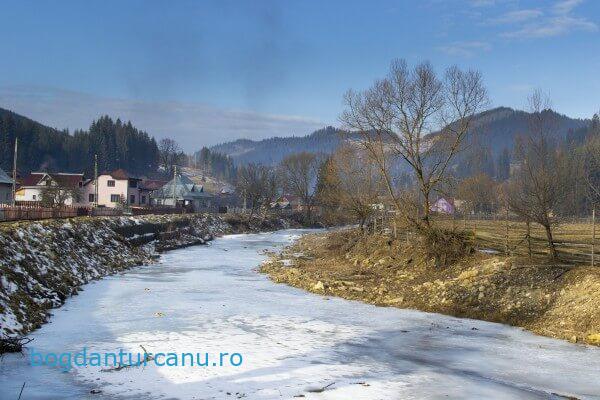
[369, 210, 599, 266]
[0, 205, 80, 221]
[0, 205, 184, 222]
[451, 218, 597, 265]
[0, 203, 236, 222]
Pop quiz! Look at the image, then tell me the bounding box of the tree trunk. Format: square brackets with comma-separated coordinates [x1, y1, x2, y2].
[422, 198, 431, 228]
[247, 204, 255, 223]
[526, 219, 532, 259]
[543, 223, 558, 260]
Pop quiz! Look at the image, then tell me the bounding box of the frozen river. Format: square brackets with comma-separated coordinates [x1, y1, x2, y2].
[1, 230, 600, 399]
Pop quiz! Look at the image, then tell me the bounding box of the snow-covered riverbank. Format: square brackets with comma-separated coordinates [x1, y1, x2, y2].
[0, 214, 230, 339]
[1, 230, 600, 399]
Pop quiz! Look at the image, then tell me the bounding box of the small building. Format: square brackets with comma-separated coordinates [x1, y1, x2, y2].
[16, 172, 84, 205]
[152, 174, 213, 210]
[270, 195, 310, 213]
[84, 169, 143, 207]
[430, 197, 455, 215]
[0, 167, 14, 204]
[139, 179, 168, 206]
[214, 191, 240, 213]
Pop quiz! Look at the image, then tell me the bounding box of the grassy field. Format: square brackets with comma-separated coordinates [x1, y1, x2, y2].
[434, 217, 597, 265]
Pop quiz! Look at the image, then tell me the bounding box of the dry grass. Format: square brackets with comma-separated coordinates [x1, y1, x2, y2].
[262, 228, 600, 346]
[434, 218, 598, 265]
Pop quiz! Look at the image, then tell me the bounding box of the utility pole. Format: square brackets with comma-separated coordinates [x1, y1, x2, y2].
[172, 165, 177, 207]
[94, 154, 98, 207]
[12, 137, 18, 206]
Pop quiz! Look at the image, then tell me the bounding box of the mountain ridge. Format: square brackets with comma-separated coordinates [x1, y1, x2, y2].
[211, 107, 590, 166]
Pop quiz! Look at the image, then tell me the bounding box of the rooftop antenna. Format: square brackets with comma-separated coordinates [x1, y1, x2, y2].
[12, 137, 18, 206]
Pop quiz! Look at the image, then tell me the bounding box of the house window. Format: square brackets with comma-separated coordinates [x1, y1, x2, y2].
[107, 180, 115, 187]
[110, 194, 120, 203]
[32, 195, 37, 200]
[129, 180, 138, 188]
[130, 194, 136, 204]
[89, 194, 95, 202]
[141, 195, 146, 204]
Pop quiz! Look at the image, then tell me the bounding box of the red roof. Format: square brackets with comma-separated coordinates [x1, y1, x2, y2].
[19, 173, 45, 186]
[110, 169, 133, 180]
[101, 169, 141, 181]
[51, 173, 84, 187]
[18, 172, 84, 188]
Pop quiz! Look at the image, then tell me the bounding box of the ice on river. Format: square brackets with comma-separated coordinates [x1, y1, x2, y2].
[1, 230, 600, 400]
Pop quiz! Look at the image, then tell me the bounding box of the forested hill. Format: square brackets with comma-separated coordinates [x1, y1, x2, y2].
[210, 126, 357, 165]
[451, 107, 589, 179]
[462, 107, 588, 155]
[0, 108, 159, 176]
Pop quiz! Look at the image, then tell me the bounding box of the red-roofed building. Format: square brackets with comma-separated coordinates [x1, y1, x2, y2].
[16, 172, 85, 205]
[83, 169, 145, 207]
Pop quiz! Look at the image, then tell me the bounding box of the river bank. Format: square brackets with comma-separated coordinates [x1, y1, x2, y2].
[261, 228, 600, 346]
[0, 213, 294, 341]
[2, 230, 599, 400]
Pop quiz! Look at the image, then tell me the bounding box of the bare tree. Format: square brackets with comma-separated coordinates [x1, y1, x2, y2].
[457, 173, 498, 215]
[340, 59, 488, 233]
[236, 163, 277, 221]
[506, 90, 561, 259]
[582, 114, 600, 206]
[317, 145, 382, 228]
[39, 185, 82, 208]
[278, 152, 321, 221]
[158, 138, 182, 177]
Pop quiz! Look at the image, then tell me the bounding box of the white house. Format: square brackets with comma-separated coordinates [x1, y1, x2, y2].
[16, 172, 84, 205]
[84, 169, 143, 207]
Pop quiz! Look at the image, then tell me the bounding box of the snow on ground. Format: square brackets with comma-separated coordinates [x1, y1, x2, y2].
[0, 214, 230, 338]
[1, 230, 600, 399]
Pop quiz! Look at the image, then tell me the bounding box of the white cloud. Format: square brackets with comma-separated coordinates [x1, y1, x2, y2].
[0, 86, 327, 149]
[498, 0, 597, 38]
[553, 0, 584, 15]
[437, 41, 492, 57]
[489, 9, 543, 24]
[502, 15, 597, 38]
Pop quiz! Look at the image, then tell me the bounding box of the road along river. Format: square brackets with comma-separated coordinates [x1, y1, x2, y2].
[1, 230, 599, 399]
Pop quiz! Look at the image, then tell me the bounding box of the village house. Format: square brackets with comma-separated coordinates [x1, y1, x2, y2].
[152, 174, 213, 210]
[138, 179, 168, 206]
[0, 167, 14, 204]
[83, 169, 144, 207]
[16, 172, 85, 205]
[270, 195, 307, 212]
[430, 197, 455, 215]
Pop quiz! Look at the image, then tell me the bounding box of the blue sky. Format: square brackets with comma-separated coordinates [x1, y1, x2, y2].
[0, 0, 598, 148]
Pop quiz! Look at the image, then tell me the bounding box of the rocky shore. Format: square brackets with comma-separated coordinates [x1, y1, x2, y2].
[261, 228, 600, 346]
[0, 213, 293, 341]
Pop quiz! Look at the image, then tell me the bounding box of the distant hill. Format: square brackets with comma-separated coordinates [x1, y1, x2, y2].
[212, 108, 589, 175]
[460, 106, 588, 157]
[450, 107, 589, 178]
[210, 126, 356, 165]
